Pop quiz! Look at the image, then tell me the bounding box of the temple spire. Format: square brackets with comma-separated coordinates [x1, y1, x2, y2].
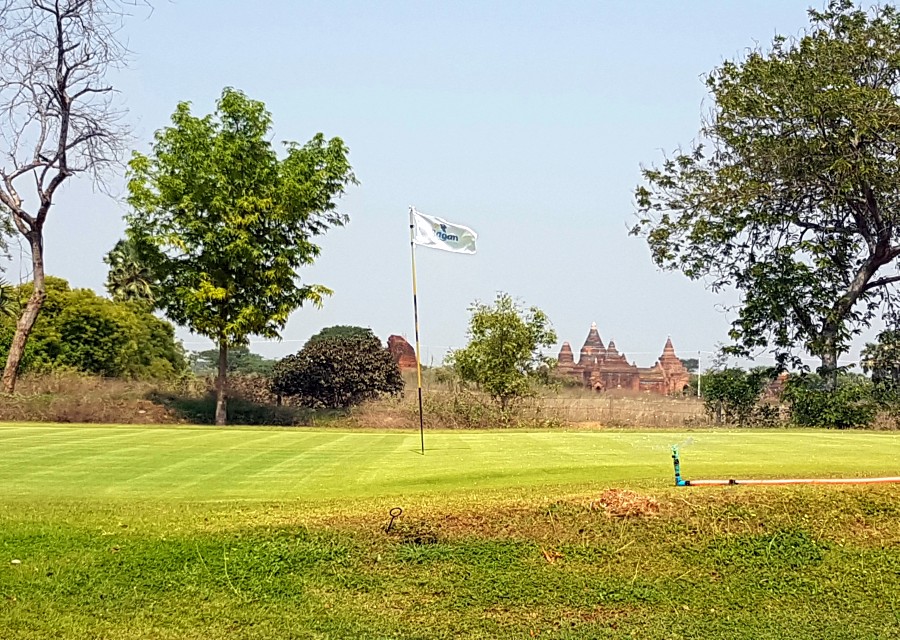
[583, 322, 604, 351]
[662, 337, 676, 356]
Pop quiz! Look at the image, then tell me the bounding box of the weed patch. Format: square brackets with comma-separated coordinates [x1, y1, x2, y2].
[705, 529, 826, 570]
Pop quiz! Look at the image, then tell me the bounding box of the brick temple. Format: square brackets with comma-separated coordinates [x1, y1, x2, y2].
[557, 323, 690, 395]
[388, 335, 418, 370]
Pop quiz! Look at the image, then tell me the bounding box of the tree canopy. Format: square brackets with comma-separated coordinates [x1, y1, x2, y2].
[861, 326, 900, 400]
[190, 346, 275, 377]
[305, 325, 375, 346]
[448, 292, 556, 410]
[104, 237, 156, 304]
[125, 87, 355, 424]
[0, 277, 185, 379]
[632, 1, 900, 385]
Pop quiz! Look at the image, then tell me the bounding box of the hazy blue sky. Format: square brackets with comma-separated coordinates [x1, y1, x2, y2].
[15, 0, 877, 369]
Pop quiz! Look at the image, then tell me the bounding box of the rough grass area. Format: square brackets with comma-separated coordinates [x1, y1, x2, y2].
[0, 373, 711, 428]
[1, 488, 898, 639]
[360, 374, 710, 429]
[0, 373, 312, 426]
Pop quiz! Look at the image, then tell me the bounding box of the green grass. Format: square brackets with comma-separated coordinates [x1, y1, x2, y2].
[1, 424, 899, 500]
[1, 424, 899, 638]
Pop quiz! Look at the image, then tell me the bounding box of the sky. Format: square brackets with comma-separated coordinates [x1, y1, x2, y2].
[6, 0, 881, 370]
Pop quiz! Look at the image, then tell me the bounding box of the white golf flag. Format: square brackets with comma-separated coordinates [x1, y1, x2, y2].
[411, 208, 477, 254]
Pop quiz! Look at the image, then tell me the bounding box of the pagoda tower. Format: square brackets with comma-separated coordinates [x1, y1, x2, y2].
[557, 342, 575, 374]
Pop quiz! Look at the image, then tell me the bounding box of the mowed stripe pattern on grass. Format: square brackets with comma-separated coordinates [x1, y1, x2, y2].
[1, 424, 899, 500]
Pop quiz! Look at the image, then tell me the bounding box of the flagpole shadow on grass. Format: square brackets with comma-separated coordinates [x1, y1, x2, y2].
[408, 206, 478, 456]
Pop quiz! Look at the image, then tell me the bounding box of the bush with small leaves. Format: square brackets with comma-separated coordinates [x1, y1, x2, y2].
[272, 332, 403, 409]
[702, 367, 778, 426]
[783, 374, 877, 429]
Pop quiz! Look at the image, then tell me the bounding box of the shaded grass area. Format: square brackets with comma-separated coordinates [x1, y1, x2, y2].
[1, 488, 899, 639]
[145, 389, 314, 426]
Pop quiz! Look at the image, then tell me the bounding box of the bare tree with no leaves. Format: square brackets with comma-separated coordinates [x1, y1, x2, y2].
[0, 0, 145, 392]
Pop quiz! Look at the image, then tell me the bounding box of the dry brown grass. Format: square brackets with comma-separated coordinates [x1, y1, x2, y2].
[0, 372, 308, 425]
[353, 384, 709, 429]
[0, 373, 179, 424]
[590, 489, 661, 518]
[520, 394, 708, 427]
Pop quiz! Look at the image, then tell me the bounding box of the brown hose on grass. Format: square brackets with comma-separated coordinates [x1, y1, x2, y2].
[684, 476, 900, 486]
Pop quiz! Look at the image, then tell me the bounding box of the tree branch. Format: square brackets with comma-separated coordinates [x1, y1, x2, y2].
[864, 275, 900, 292]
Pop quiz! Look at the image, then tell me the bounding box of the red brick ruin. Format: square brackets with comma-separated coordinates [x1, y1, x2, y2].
[388, 335, 418, 370]
[557, 323, 690, 395]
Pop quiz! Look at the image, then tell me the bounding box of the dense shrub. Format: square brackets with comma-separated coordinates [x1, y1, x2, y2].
[783, 374, 877, 429]
[272, 332, 403, 409]
[0, 277, 185, 378]
[702, 367, 778, 425]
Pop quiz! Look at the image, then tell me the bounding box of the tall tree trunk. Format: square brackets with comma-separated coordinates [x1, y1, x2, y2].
[2, 232, 46, 393]
[820, 346, 839, 392]
[215, 341, 228, 426]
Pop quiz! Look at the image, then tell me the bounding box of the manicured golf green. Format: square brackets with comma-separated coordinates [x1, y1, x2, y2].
[1, 423, 898, 501]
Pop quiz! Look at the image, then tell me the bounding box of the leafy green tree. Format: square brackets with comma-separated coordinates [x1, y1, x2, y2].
[125, 88, 356, 425]
[679, 358, 699, 374]
[783, 373, 877, 429]
[103, 237, 156, 304]
[861, 327, 900, 403]
[632, 1, 900, 389]
[272, 333, 403, 409]
[0, 279, 18, 319]
[702, 367, 778, 425]
[447, 292, 556, 411]
[190, 346, 275, 377]
[0, 277, 185, 378]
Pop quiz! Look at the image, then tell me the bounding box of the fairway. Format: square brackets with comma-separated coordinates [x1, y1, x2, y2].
[2, 423, 899, 501]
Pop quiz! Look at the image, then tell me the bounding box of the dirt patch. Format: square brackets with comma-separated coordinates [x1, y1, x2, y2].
[591, 489, 661, 518]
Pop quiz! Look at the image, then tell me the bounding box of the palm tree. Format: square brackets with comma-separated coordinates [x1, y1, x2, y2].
[0, 279, 17, 319]
[103, 238, 155, 304]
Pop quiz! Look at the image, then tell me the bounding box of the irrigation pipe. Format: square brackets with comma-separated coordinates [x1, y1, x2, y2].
[671, 446, 900, 487]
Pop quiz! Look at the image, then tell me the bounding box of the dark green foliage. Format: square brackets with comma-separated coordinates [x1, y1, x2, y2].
[702, 367, 778, 425]
[0, 277, 184, 378]
[103, 237, 156, 304]
[861, 328, 900, 406]
[783, 373, 877, 429]
[447, 292, 556, 410]
[679, 357, 699, 373]
[306, 325, 374, 345]
[272, 332, 403, 409]
[190, 346, 275, 376]
[147, 389, 311, 425]
[0, 278, 17, 318]
[632, 2, 900, 383]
